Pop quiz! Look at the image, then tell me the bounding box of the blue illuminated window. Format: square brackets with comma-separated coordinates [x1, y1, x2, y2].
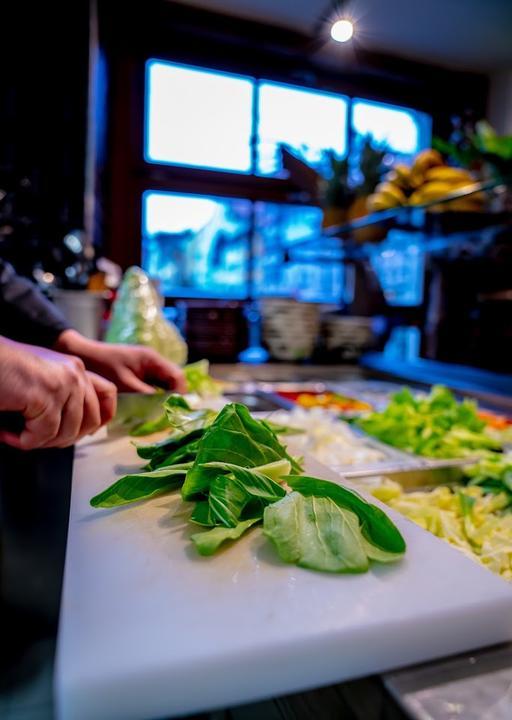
[253, 202, 342, 303]
[145, 60, 254, 172]
[352, 99, 430, 156]
[142, 191, 252, 298]
[257, 81, 348, 175]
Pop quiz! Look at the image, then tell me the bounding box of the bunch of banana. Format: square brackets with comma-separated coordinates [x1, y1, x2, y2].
[366, 149, 483, 213]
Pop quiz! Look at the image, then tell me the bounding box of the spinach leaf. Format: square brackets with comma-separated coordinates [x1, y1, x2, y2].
[90, 463, 192, 508]
[263, 493, 369, 573]
[286, 476, 406, 554]
[191, 518, 260, 556]
[181, 403, 301, 501]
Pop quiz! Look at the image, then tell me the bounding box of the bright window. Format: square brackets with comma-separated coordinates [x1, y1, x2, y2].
[142, 191, 252, 299]
[352, 99, 430, 155]
[145, 60, 254, 172]
[257, 81, 348, 175]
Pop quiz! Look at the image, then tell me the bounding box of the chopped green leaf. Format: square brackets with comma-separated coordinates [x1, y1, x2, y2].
[129, 414, 170, 437]
[191, 518, 260, 556]
[264, 493, 369, 573]
[90, 463, 192, 508]
[208, 474, 249, 527]
[286, 475, 406, 554]
[181, 403, 301, 501]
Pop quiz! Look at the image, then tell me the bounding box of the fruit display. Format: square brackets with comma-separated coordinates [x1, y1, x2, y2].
[367, 149, 484, 213]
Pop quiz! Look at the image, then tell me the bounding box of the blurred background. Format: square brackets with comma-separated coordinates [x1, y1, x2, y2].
[1, 0, 512, 374]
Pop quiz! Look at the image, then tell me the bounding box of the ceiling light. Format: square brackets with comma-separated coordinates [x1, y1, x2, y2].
[330, 18, 354, 43]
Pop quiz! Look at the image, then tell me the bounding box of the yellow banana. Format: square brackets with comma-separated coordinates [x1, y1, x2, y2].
[424, 166, 474, 183]
[374, 182, 407, 205]
[412, 148, 444, 175]
[367, 193, 398, 212]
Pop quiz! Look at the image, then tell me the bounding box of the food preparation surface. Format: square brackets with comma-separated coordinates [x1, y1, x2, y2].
[56, 434, 512, 720]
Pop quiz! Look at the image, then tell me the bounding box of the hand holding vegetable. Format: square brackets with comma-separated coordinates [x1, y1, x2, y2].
[54, 329, 186, 394]
[0, 336, 116, 449]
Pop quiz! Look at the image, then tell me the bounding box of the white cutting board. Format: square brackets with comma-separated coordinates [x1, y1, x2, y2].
[55, 433, 512, 720]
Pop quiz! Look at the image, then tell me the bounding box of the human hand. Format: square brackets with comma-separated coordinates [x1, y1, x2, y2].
[54, 330, 187, 393]
[0, 338, 117, 450]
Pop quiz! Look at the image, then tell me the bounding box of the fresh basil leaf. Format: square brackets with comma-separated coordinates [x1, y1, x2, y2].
[263, 493, 369, 573]
[90, 463, 192, 508]
[191, 518, 260, 556]
[286, 476, 406, 554]
[208, 474, 249, 527]
[182, 403, 299, 501]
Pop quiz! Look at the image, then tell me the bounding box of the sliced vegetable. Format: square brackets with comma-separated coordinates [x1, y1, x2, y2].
[372, 479, 512, 580]
[184, 360, 222, 397]
[357, 385, 502, 458]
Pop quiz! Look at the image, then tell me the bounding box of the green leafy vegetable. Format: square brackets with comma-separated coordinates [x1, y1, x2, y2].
[191, 518, 260, 556]
[357, 385, 501, 458]
[208, 474, 249, 527]
[90, 463, 192, 508]
[286, 475, 406, 554]
[136, 427, 205, 462]
[465, 455, 512, 499]
[264, 493, 370, 573]
[92, 396, 406, 576]
[164, 394, 218, 433]
[129, 414, 170, 437]
[181, 403, 301, 501]
[184, 360, 222, 397]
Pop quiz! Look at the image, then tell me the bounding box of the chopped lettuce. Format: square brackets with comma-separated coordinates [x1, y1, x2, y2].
[372, 479, 512, 580]
[357, 385, 502, 458]
[184, 360, 222, 397]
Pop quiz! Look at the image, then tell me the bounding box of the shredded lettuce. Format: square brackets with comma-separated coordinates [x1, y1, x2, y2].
[357, 385, 502, 458]
[372, 480, 512, 580]
[184, 360, 222, 397]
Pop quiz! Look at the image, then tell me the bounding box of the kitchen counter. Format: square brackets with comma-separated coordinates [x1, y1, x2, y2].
[3, 365, 512, 720]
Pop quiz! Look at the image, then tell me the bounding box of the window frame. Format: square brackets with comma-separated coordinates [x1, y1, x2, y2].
[105, 50, 431, 300]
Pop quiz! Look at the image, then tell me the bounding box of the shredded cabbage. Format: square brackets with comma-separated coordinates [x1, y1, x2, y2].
[371, 480, 512, 580]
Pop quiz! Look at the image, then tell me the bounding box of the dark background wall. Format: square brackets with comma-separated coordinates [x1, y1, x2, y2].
[0, 0, 90, 276]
